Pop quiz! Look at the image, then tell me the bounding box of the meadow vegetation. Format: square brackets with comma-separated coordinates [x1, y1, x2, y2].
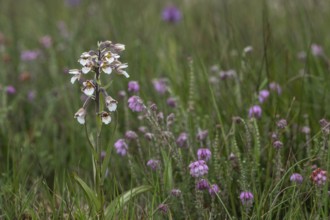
[0, 0, 330, 219]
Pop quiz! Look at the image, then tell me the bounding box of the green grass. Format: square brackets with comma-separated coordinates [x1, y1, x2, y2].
[0, 0, 330, 219]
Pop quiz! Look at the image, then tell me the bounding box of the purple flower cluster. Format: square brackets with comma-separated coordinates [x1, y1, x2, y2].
[196, 130, 208, 141]
[176, 132, 188, 148]
[21, 50, 40, 61]
[6, 85, 16, 95]
[171, 189, 182, 197]
[290, 173, 303, 184]
[167, 97, 177, 108]
[157, 203, 169, 215]
[196, 179, 209, 190]
[39, 35, 52, 48]
[128, 81, 140, 93]
[152, 78, 168, 94]
[128, 96, 145, 112]
[125, 130, 138, 140]
[114, 139, 128, 156]
[189, 160, 208, 178]
[258, 90, 270, 103]
[162, 6, 182, 23]
[147, 159, 160, 171]
[269, 82, 282, 95]
[239, 191, 254, 207]
[311, 168, 327, 187]
[311, 43, 324, 57]
[248, 105, 262, 118]
[197, 148, 212, 161]
[208, 184, 220, 196]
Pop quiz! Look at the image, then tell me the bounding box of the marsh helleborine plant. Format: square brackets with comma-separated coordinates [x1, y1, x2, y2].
[70, 41, 128, 125]
[69, 41, 128, 217]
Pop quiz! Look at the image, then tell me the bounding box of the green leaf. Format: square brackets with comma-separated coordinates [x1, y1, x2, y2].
[73, 174, 101, 212]
[161, 150, 173, 191]
[105, 185, 152, 219]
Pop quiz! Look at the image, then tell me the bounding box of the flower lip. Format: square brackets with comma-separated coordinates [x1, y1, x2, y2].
[100, 111, 111, 124]
[102, 51, 116, 63]
[69, 69, 81, 84]
[105, 96, 118, 112]
[78, 52, 91, 66]
[100, 61, 113, 74]
[74, 108, 86, 124]
[82, 80, 96, 96]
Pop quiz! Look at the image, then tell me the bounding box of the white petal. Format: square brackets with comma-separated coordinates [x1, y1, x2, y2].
[121, 71, 129, 78]
[102, 116, 111, 124]
[82, 66, 91, 74]
[102, 66, 112, 74]
[69, 69, 80, 74]
[78, 59, 89, 66]
[77, 116, 85, 124]
[107, 103, 117, 112]
[106, 57, 114, 63]
[84, 87, 95, 96]
[71, 75, 79, 84]
[119, 64, 128, 69]
[114, 44, 125, 51]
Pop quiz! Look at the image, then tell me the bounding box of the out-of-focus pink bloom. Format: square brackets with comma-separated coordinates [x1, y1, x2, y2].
[219, 69, 236, 80]
[152, 78, 168, 94]
[197, 148, 212, 161]
[311, 168, 327, 187]
[258, 90, 270, 103]
[196, 179, 209, 190]
[128, 81, 140, 93]
[196, 130, 208, 141]
[171, 189, 182, 197]
[147, 159, 160, 171]
[239, 191, 254, 207]
[269, 82, 282, 95]
[20, 50, 40, 61]
[27, 90, 36, 101]
[311, 43, 324, 57]
[176, 132, 188, 148]
[248, 105, 262, 119]
[162, 5, 182, 23]
[39, 35, 52, 48]
[114, 139, 128, 156]
[125, 130, 138, 140]
[208, 184, 220, 196]
[128, 96, 145, 112]
[6, 85, 16, 94]
[167, 97, 177, 108]
[189, 160, 208, 178]
[290, 173, 303, 184]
